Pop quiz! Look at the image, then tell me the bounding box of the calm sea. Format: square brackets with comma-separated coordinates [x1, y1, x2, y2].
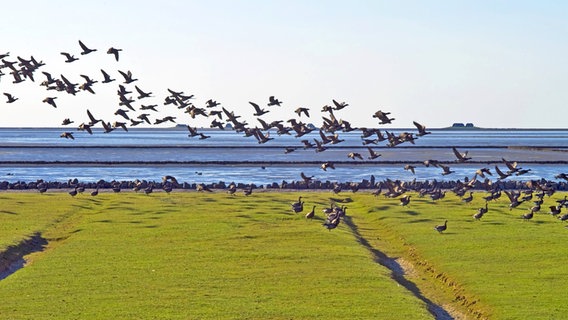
[0, 127, 567, 185]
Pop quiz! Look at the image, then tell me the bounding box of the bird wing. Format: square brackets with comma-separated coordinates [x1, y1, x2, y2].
[452, 147, 464, 160]
[78, 40, 89, 51]
[249, 101, 262, 113]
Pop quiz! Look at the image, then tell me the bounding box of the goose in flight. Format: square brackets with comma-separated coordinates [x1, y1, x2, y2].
[452, 147, 471, 162]
[295, 107, 310, 117]
[373, 110, 395, 124]
[100, 69, 115, 83]
[42, 97, 58, 108]
[78, 40, 97, 55]
[3, 92, 18, 103]
[367, 147, 381, 160]
[61, 118, 73, 126]
[78, 123, 93, 135]
[107, 47, 122, 61]
[60, 52, 78, 63]
[413, 121, 431, 136]
[135, 85, 152, 99]
[332, 99, 348, 110]
[118, 70, 138, 84]
[348, 152, 363, 160]
[60, 132, 75, 140]
[137, 114, 151, 124]
[439, 164, 455, 175]
[404, 164, 416, 174]
[249, 101, 269, 116]
[321, 161, 335, 171]
[267, 96, 282, 106]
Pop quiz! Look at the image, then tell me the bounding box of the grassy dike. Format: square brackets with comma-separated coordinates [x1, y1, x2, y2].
[1, 190, 567, 319]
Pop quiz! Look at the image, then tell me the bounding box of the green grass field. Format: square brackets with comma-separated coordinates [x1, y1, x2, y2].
[1, 190, 567, 319]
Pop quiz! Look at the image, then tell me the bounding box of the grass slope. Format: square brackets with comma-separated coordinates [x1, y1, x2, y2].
[0, 192, 430, 319]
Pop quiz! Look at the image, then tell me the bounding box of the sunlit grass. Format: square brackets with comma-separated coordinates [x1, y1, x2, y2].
[0, 192, 430, 319]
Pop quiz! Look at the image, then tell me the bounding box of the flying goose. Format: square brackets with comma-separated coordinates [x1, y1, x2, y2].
[413, 121, 431, 136]
[135, 85, 152, 99]
[107, 47, 122, 61]
[3, 92, 18, 103]
[100, 69, 115, 83]
[367, 146, 381, 160]
[60, 52, 78, 63]
[249, 101, 269, 116]
[78, 40, 97, 55]
[60, 132, 75, 140]
[452, 147, 471, 162]
[267, 96, 282, 106]
[348, 152, 363, 160]
[295, 107, 310, 117]
[404, 164, 416, 174]
[332, 99, 348, 110]
[42, 97, 57, 108]
[118, 70, 138, 84]
[61, 118, 73, 126]
[373, 110, 394, 124]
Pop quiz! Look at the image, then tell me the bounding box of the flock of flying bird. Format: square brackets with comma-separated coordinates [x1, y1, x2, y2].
[3, 41, 568, 233]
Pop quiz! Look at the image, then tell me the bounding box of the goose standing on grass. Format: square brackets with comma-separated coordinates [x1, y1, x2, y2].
[462, 192, 474, 203]
[473, 203, 488, 220]
[434, 220, 447, 233]
[549, 205, 562, 216]
[91, 186, 99, 196]
[305, 206, 316, 219]
[521, 210, 534, 221]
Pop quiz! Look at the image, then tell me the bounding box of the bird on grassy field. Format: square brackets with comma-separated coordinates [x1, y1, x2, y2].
[473, 203, 488, 220]
[68, 187, 78, 197]
[227, 183, 237, 195]
[462, 192, 474, 203]
[549, 205, 562, 216]
[521, 210, 534, 221]
[91, 186, 99, 196]
[434, 220, 447, 233]
[399, 195, 411, 206]
[243, 185, 253, 196]
[305, 206, 316, 219]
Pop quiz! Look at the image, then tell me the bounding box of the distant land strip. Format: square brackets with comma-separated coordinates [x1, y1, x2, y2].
[2, 145, 568, 149]
[1, 160, 568, 166]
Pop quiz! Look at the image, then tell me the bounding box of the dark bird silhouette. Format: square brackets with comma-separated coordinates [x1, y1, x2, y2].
[135, 85, 152, 99]
[86, 109, 101, 126]
[473, 203, 488, 220]
[399, 195, 411, 206]
[521, 211, 534, 221]
[90, 187, 99, 196]
[295, 107, 310, 117]
[249, 101, 269, 116]
[114, 109, 130, 120]
[348, 152, 363, 160]
[452, 147, 471, 162]
[413, 121, 431, 136]
[404, 164, 416, 174]
[60, 52, 78, 63]
[434, 220, 447, 233]
[439, 164, 455, 175]
[267, 96, 282, 106]
[78, 40, 97, 55]
[300, 172, 314, 184]
[462, 192, 474, 203]
[118, 70, 138, 84]
[332, 99, 349, 110]
[60, 132, 75, 140]
[321, 161, 335, 171]
[61, 118, 73, 126]
[42, 97, 57, 108]
[367, 147, 381, 160]
[305, 205, 316, 219]
[100, 69, 115, 83]
[107, 47, 122, 61]
[4, 92, 18, 103]
[373, 110, 395, 124]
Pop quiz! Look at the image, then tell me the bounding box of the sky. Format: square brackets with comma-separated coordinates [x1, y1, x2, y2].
[1, 0, 567, 129]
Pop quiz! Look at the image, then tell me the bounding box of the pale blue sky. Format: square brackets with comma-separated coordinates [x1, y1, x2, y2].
[1, 0, 567, 128]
